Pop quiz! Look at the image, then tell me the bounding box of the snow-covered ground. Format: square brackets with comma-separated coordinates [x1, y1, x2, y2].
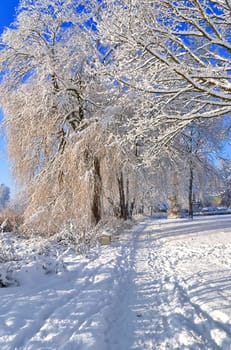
[1, 215, 231, 349]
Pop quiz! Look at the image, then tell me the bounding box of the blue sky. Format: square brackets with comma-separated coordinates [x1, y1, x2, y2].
[0, 1, 19, 32]
[0, 0, 20, 195]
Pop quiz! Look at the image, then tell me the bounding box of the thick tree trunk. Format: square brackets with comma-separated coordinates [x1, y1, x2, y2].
[117, 172, 128, 220]
[91, 157, 102, 225]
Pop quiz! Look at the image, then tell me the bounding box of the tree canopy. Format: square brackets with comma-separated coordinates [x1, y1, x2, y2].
[0, 0, 230, 232]
[98, 0, 231, 154]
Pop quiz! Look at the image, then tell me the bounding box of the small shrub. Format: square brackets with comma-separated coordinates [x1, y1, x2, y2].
[0, 263, 19, 287]
[55, 220, 100, 255]
[0, 207, 24, 233]
[0, 235, 21, 287]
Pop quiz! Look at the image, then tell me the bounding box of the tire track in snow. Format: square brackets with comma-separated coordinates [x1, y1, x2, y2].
[10, 268, 98, 348]
[9, 254, 121, 350]
[147, 221, 231, 350]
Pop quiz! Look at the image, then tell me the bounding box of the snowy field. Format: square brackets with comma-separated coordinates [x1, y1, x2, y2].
[1, 215, 231, 349]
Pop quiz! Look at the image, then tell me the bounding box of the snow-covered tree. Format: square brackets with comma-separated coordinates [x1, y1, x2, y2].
[0, 0, 101, 177]
[0, 0, 148, 234]
[175, 118, 226, 215]
[98, 0, 231, 155]
[219, 158, 231, 206]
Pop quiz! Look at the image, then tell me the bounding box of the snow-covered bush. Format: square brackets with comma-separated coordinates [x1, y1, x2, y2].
[0, 230, 67, 288]
[0, 207, 24, 233]
[0, 262, 19, 287]
[0, 234, 21, 287]
[55, 220, 100, 255]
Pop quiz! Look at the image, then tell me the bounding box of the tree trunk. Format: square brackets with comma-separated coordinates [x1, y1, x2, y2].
[188, 166, 193, 219]
[91, 157, 102, 225]
[117, 172, 128, 220]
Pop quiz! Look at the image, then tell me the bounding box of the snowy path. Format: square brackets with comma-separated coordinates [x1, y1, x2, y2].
[1, 216, 231, 349]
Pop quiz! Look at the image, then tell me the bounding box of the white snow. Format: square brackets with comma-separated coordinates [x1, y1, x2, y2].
[1, 215, 231, 349]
